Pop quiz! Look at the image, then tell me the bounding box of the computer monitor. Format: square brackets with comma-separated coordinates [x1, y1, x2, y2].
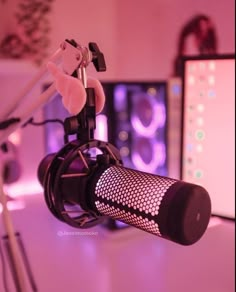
[181, 54, 235, 219]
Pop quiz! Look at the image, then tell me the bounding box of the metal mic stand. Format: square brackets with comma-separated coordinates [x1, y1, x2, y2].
[1, 232, 38, 292]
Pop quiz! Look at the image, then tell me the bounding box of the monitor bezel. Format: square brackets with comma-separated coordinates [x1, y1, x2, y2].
[180, 53, 235, 219]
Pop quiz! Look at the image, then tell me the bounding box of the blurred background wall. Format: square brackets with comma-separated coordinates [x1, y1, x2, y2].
[0, 0, 235, 80]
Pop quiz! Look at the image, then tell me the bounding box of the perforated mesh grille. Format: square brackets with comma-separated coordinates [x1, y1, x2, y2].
[94, 166, 177, 236]
[95, 202, 161, 235]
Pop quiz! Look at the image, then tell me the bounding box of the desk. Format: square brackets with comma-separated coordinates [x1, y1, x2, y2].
[0, 194, 234, 292]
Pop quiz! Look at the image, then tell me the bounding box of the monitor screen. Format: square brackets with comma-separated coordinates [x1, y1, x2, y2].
[181, 54, 235, 219]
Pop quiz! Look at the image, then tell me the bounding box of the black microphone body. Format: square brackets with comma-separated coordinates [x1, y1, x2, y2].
[88, 165, 211, 246]
[38, 140, 211, 246]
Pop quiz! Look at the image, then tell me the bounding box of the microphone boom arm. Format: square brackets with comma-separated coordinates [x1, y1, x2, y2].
[0, 39, 106, 145]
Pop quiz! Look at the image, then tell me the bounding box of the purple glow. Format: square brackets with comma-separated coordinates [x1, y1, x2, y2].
[94, 114, 108, 142]
[131, 96, 166, 137]
[0, 199, 25, 213]
[47, 126, 64, 153]
[5, 180, 43, 197]
[114, 85, 127, 112]
[131, 141, 166, 173]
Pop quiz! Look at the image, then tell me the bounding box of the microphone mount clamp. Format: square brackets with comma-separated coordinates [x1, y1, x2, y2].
[62, 39, 106, 144]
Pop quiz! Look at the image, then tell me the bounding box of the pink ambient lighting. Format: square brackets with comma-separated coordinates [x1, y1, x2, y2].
[4, 179, 43, 198]
[94, 114, 108, 141]
[0, 199, 25, 213]
[131, 142, 166, 173]
[131, 98, 166, 137]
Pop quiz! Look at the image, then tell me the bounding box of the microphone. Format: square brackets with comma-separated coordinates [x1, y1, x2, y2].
[38, 140, 211, 246]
